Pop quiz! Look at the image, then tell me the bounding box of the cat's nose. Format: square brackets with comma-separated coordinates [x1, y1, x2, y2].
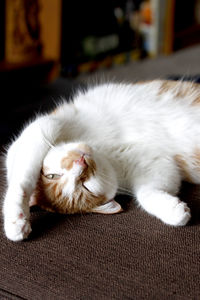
[74, 155, 87, 168]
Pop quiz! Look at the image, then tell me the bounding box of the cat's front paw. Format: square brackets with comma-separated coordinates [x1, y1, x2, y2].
[164, 201, 191, 226]
[4, 214, 32, 242]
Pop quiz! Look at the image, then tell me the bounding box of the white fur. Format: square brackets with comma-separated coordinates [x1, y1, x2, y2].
[4, 80, 200, 241]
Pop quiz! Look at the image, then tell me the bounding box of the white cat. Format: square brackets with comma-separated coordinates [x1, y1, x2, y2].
[4, 79, 200, 242]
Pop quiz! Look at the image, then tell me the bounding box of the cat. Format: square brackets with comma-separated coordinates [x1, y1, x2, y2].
[30, 142, 120, 215]
[4, 79, 200, 242]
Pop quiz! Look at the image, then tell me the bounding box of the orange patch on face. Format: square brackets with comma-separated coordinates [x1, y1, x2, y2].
[69, 188, 106, 213]
[33, 174, 67, 213]
[61, 151, 81, 170]
[33, 172, 105, 214]
[61, 147, 96, 181]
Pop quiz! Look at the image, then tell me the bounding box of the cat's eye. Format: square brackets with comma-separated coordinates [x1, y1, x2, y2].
[82, 183, 90, 192]
[45, 174, 62, 180]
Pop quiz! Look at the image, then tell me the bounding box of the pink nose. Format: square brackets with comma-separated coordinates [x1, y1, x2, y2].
[74, 155, 87, 167]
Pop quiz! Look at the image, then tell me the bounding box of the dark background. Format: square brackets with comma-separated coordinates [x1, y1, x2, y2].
[1, 0, 200, 146]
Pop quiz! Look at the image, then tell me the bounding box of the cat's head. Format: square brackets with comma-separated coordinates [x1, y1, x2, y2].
[32, 142, 122, 215]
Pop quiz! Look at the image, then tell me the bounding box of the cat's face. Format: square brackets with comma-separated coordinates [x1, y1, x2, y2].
[32, 142, 122, 215]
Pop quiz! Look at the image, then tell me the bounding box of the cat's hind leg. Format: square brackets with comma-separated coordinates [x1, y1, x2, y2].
[133, 157, 191, 226]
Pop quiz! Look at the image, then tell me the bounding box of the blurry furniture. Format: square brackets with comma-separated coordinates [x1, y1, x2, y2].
[0, 0, 62, 84]
[0, 0, 62, 145]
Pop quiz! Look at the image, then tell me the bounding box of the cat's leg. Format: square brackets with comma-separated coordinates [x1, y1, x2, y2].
[133, 157, 191, 226]
[3, 115, 63, 241]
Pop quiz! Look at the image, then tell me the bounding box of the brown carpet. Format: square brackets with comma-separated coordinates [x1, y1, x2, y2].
[0, 162, 200, 300]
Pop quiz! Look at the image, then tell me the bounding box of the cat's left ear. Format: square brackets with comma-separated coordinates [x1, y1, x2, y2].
[92, 200, 122, 214]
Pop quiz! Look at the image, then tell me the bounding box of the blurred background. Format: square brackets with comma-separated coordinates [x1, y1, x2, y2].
[1, 0, 200, 145]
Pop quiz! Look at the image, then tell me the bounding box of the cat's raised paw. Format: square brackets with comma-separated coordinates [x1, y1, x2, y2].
[4, 217, 32, 242]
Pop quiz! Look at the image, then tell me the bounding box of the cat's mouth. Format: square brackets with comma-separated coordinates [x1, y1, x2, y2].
[74, 155, 88, 168]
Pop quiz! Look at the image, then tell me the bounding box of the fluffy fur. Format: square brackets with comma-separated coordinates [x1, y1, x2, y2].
[4, 79, 200, 241]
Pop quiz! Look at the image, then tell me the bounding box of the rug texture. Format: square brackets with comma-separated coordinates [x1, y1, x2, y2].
[0, 173, 200, 299]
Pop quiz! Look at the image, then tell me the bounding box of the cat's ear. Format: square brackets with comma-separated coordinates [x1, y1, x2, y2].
[92, 200, 122, 214]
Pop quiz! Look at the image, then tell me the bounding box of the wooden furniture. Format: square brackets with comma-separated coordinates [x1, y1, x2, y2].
[0, 0, 62, 83]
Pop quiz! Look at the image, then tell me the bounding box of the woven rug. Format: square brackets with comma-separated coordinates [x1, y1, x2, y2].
[0, 166, 200, 299]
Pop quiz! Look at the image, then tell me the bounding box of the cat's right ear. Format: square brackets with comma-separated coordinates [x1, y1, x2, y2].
[92, 200, 122, 214]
